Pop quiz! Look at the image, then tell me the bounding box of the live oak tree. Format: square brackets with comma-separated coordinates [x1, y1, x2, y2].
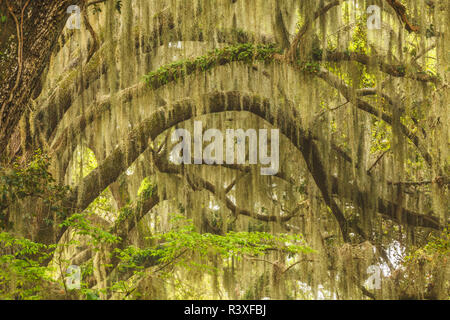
[0, 0, 448, 299]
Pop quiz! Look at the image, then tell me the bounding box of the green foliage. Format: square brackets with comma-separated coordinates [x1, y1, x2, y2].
[370, 120, 392, 154]
[0, 152, 313, 299]
[115, 214, 315, 276]
[116, 178, 155, 225]
[396, 229, 450, 299]
[0, 9, 6, 32]
[85, 289, 100, 300]
[0, 232, 55, 299]
[136, 177, 154, 199]
[0, 149, 120, 299]
[405, 229, 450, 263]
[302, 61, 321, 74]
[59, 213, 121, 247]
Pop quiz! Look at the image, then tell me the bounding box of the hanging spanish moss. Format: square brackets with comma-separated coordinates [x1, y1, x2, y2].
[0, 0, 448, 300]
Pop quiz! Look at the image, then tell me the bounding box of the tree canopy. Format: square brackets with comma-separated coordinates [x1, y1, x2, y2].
[0, 0, 448, 300]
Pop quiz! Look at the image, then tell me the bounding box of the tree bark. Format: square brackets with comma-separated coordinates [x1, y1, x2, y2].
[0, 0, 81, 159]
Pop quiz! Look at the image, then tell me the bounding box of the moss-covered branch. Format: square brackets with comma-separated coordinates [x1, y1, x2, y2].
[143, 43, 280, 89]
[56, 91, 442, 253]
[315, 67, 433, 166]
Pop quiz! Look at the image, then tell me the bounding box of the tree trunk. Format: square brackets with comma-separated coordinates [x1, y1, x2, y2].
[0, 0, 81, 159]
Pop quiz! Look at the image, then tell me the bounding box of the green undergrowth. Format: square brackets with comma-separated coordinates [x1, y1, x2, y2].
[114, 214, 315, 275]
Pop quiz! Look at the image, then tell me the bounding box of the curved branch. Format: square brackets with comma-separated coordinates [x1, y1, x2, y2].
[82, 8, 99, 63]
[322, 51, 439, 84]
[315, 67, 433, 166]
[42, 43, 441, 234]
[183, 172, 304, 223]
[57, 93, 442, 255]
[53, 51, 433, 172]
[54, 89, 440, 245]
[34, 13, 274, 145]
[329, 176, 442, 230]
[53, 91, 347, 241]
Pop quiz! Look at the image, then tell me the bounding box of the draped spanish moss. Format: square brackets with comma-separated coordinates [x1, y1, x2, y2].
[3, 0, 449, 300]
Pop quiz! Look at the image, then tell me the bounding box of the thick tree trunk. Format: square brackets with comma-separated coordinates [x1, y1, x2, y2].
[0, 0, 81, 159]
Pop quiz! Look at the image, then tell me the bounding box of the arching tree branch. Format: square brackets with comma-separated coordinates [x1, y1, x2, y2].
[53, 91, 442, 251]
